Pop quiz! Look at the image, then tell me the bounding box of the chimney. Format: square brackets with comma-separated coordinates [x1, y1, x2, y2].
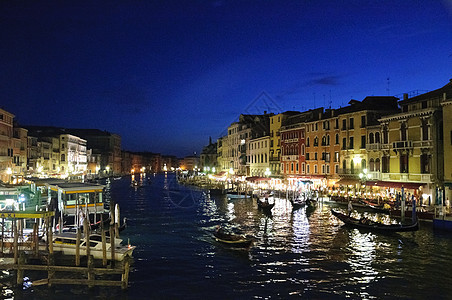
[403, 93, 408, 101]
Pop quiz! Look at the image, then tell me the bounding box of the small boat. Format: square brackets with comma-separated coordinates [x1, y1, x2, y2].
[331, 209, 419, 232]
[213, 226, 252, 248]
[289, 198, 306, 210]
[226, 190, 254, 199]
[47, 232, 136, 261]
[360, 199, 390, 214]
[257, 197, 275, 213]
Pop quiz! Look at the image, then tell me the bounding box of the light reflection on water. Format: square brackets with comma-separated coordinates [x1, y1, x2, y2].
[4, 173, 452, 299]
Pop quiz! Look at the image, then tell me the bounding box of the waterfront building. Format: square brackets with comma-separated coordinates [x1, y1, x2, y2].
[224, 113, 273, 176]
[280, 111, 316, 180]
[269, 112, 300, 177]
[200, 137, 218, 172]
[304, 108, 334, 188]
[217, 136, 229, 173]
[59, 133, 87, 178]
[248, 135, 270, 177]
[442, 81, 452, 203]
[0, 108, 14, 183]
[27, 135, 39, 175]
[12, 124, 28, 183]
[180, 155, 199, 171]
[68, 129, 122, 175]
[336, 97, 399, 190]
[378, 80, 452, 205]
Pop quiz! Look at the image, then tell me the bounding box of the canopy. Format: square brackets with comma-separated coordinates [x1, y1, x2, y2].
[246, 176, 271, 182]
[365, 181, 424, 189]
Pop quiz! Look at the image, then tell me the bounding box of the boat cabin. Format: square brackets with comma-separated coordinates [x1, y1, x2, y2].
[47, 182, 107, 217]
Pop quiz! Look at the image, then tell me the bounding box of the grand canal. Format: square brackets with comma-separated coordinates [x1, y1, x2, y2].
[4, 172, 452, 299]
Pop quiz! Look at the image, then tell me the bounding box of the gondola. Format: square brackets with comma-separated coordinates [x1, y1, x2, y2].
[289, 198, 305, 210]
[331, 209, 419, 232]
[257, 199, 275, 213]
[360, 199, 390, 214]
[213, 226, 253, 248]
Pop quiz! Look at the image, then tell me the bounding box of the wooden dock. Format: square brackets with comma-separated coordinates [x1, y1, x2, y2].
[0, 205, 133, 290]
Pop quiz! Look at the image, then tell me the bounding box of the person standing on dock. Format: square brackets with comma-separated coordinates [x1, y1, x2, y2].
[347, 200, 353, 216]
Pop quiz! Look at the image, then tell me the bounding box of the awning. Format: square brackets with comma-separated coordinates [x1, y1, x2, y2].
[246, 176, 271, 182]
[335, 178, 359, 186]
[365, 181, 425, 189]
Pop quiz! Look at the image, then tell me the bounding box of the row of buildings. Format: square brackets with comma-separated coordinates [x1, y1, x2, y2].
[199, 79, 452, 205]
[0, 109, 186, 183]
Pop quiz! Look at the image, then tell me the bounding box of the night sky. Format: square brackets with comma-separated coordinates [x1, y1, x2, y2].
[1, 1, 452, 157]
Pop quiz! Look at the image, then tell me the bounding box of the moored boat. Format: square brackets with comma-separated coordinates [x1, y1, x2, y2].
[331, 209, 419, 232]
[213, 226, 252, 248]
[46, 232, 135, 261]
[289, 198, 305, 210]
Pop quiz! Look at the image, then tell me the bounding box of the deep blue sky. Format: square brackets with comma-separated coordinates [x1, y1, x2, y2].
[1, 1, 452, 157]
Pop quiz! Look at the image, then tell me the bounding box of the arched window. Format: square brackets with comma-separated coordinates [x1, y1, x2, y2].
[335, 133, 339, 144]
[375, 132, 380, 143]
[369, 158, 375, 171]
[375, 158, 381, 172]
[61, 154, 65, 162]
[369, 133, 374, 144]
[327, 134, 330, 145]
[343, 159, 346, 171]
[301, 144, 305, 155]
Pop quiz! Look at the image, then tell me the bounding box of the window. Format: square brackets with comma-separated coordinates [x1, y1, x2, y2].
[326, 165, 330, 174]
[420, 154, 430, 173]
[342, 138, 347, 150]
[375, 158, 380, 172]
[61, 154, 65, 162]
[296, 163, 299, 172]
[375, 132, 380, 143]
[314, 152, 318, 160]
[400, 153, 409, 173]
[335, 134, 339, 144]
[334, 151, 339, 162]
[307, 137, 310, 147]
[383, 127, 389, 144]
[422, 101, 427, 109]
[307, 164, 310, 174]
[314, 165, 318, 174]
[361, 115, 366, 128]
[361, 135, 366, 148]
[281, 163, 284, 172]
[335, 164, 339, 174]
[422, 119, 429, 141]
[322, 165, 325, 174]
[369, 158, 375, 171]
[369, 133, 374, 144]
[401, 122, 407, 141]
[349, 118, 354, 129]
[314, 137, 318, 147]
[342, 119, 347, 130]
[349, 137, 354, 149]
[335, 119, 339, 129]
[302, 163, 305, 173]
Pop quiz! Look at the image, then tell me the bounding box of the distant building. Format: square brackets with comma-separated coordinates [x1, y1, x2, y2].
[0, 108, 14, 183]
[199, 137, 218, 172]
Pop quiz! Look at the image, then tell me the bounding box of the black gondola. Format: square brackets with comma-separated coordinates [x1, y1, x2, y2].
[213, 226, 253, 248]
[331, 209, 419, 232]
[289, 198, 306, 210]
[257, 199, 275, 213]
[359, 199, 390, 214]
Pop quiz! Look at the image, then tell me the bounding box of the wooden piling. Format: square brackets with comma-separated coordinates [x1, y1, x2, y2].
[13, 220, 18, 264]
[121, 256, 131, 289]
[76, 228, 81, 266]
[102, 226, 107, 266]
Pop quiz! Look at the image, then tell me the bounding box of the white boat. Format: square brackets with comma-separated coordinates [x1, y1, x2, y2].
[46, 232, 135, 261]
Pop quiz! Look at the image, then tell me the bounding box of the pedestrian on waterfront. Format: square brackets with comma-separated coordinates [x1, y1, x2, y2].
[347, 200, 353, 216]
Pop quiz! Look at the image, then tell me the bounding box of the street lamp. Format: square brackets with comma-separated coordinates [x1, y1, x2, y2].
[264, 167, 271, 177]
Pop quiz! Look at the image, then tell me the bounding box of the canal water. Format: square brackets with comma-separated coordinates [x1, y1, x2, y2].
[3, 172, 452, 299]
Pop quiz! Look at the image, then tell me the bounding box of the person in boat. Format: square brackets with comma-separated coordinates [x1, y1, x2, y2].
[215, 225, 227, 238]
[347, 200, 353, 216]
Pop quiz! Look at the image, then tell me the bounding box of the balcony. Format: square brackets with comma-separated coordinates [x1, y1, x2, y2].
[381, 172, 433, 183]
[282, 155, 298, 161]
[392, 140, 413, 150]
[413, 140, 433, 148]
[366, 143, 381, 151]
